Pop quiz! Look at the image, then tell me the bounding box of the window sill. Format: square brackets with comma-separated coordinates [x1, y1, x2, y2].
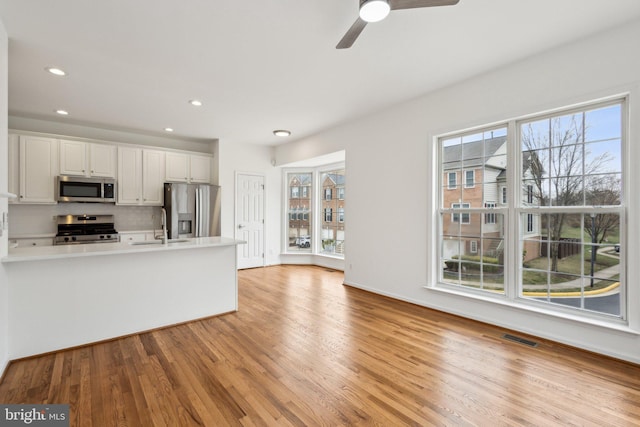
[424, 284, 639, 336]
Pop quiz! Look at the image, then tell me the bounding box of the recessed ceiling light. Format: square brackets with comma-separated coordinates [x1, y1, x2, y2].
[164, 127, 174, 132]
[46, 67, 66, 76]
[273, 129, 291, 137]
[55, 109, 69, 115]
[189, 99, 203, 107]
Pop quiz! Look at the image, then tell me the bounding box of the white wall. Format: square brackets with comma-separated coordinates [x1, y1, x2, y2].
[0, 17, 10, 376]
[275, 19, 640, 363]
[218, 140, 282, 266]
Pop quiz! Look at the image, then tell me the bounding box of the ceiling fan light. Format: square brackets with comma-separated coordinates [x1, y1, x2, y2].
[359, 0, 390, 23]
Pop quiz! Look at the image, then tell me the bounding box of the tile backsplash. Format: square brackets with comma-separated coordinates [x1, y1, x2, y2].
[8, 203, 162, 236]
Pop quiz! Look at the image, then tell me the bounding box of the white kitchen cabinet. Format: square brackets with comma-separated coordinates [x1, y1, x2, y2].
[8, 134, 19, 202]
[117, 147, 165, 205]
[18, 135, 58, 204]
[165, 152, 211, 183]
[117, 146, 141, 205]
[118, 232, 147, 243]
[190, 154, 211, 183]
[142, 150, 166, 204]
[165, 152, 189, 182]
[9, 237, 54, 248]
[59, 140, 116, 178]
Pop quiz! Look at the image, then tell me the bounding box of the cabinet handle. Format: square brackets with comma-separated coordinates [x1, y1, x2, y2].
[31, 242, 36, 246]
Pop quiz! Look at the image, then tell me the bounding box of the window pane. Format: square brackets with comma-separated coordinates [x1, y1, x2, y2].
[584, 104, 621, 142]
[287, 173, 312, 252]
[320, 169, 345, 256]
[441, 212, 504, 294]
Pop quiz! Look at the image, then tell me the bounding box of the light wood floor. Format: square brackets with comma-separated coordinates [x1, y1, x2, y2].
[1, 265, 639, 426]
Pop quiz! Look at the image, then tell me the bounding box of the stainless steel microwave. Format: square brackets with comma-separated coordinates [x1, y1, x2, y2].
[56, 176, 116, 203]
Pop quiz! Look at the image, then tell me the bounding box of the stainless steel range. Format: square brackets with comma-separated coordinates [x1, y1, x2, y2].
[54, 214, 119, 245]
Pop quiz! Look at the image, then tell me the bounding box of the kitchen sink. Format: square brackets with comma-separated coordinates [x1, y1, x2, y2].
[129, 239, 190, 245]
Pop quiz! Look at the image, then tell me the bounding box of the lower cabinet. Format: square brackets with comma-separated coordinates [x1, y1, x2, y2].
[119, 231, 157, 243]
[119, 232, 147, 243]
[10, 237, 54, 248]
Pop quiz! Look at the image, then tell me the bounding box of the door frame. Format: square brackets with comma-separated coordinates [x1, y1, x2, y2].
[235, 171, 266, 268]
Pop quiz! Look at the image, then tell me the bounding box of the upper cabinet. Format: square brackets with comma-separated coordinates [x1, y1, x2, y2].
[59, 140, 116, 178]
[190, 154, 212, 183]
[165, 152, 211, 183]
[117, 147, 165, 206]
[17, 135, 59, 204]
[8, 134, 20, 201]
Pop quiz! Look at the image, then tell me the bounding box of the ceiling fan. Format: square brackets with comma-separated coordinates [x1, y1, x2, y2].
[336, 0, 460, 49]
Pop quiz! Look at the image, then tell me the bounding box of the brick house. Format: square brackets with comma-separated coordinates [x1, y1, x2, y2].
[442, 136, 541, 262]
[287, 173, 312, 248]
[321, 172, 345, 254]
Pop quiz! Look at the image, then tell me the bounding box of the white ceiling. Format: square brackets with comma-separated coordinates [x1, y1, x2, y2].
[1, 0, 640, 146]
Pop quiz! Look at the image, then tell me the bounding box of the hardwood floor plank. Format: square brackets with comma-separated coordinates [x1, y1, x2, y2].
[2, 265, 640, 426]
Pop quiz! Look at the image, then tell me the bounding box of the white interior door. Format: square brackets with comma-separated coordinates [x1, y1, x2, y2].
[236, 173, 265, 269]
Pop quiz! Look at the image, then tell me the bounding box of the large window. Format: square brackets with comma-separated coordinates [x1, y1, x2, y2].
[437, 99, 625, 321]
[285, 165, 345, 258]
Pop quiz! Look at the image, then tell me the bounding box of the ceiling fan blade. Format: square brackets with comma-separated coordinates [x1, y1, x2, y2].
[336, 18, 368, 49]
[389, 0, 459, 10]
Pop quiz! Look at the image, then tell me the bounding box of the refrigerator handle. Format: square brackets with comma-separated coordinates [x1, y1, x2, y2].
[195, 186, 201, 237]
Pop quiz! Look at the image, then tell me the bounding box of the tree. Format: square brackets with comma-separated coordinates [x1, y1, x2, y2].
[521, 113, 613, 272]
[583, 174, 621, 249]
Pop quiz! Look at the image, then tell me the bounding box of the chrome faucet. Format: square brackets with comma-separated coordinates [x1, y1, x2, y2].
[160, 207, 168, 244]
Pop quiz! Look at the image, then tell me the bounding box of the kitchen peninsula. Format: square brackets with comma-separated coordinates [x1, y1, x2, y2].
[2, 237, 245, 359]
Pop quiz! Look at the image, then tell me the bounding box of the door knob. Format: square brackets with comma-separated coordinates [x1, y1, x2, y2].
[238, 224, 245, 229]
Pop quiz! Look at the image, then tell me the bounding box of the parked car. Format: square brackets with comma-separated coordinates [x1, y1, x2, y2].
[296, 236, 311, 248]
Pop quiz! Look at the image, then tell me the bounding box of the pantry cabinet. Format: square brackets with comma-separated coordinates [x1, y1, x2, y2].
[59, 140, 116, 178]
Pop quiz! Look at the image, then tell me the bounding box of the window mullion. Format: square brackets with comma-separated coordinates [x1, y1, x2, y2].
[504, 119, 519, 300]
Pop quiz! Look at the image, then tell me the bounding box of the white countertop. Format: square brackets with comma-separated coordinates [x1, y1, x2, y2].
[2, 236, 246, 263]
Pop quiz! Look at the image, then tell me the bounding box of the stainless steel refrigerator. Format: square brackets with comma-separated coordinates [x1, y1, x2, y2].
[163, 183, 221, 239]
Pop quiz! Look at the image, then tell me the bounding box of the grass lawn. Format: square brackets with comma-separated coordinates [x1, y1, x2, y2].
[443, 249, 619, 292]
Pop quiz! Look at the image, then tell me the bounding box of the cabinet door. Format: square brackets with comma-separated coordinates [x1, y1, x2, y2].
[165, 152, 189, 182]
[59, 140, 87, 176]
[90, 143, 117, 178]
[117, 147, 142, 205]
[12, 238, 54, 247]
[190, 155, 211, 183]
[142, 150, 165, 205]
[119, 233, 147, 243]
[8, 134, 19, 202]
[19, 136, 58, 203]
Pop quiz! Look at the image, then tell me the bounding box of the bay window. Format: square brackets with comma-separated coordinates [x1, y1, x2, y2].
[284, 165, 345, 258]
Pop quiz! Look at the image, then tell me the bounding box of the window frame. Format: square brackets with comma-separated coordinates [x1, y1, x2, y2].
[283, 162, 345, 259]
[434, 97, 627, 326]
[464, 169, 475, 188]
[448, 172, 457, 189]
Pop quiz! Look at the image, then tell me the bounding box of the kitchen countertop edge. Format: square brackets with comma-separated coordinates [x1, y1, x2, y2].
[2, 236, 246, 263]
